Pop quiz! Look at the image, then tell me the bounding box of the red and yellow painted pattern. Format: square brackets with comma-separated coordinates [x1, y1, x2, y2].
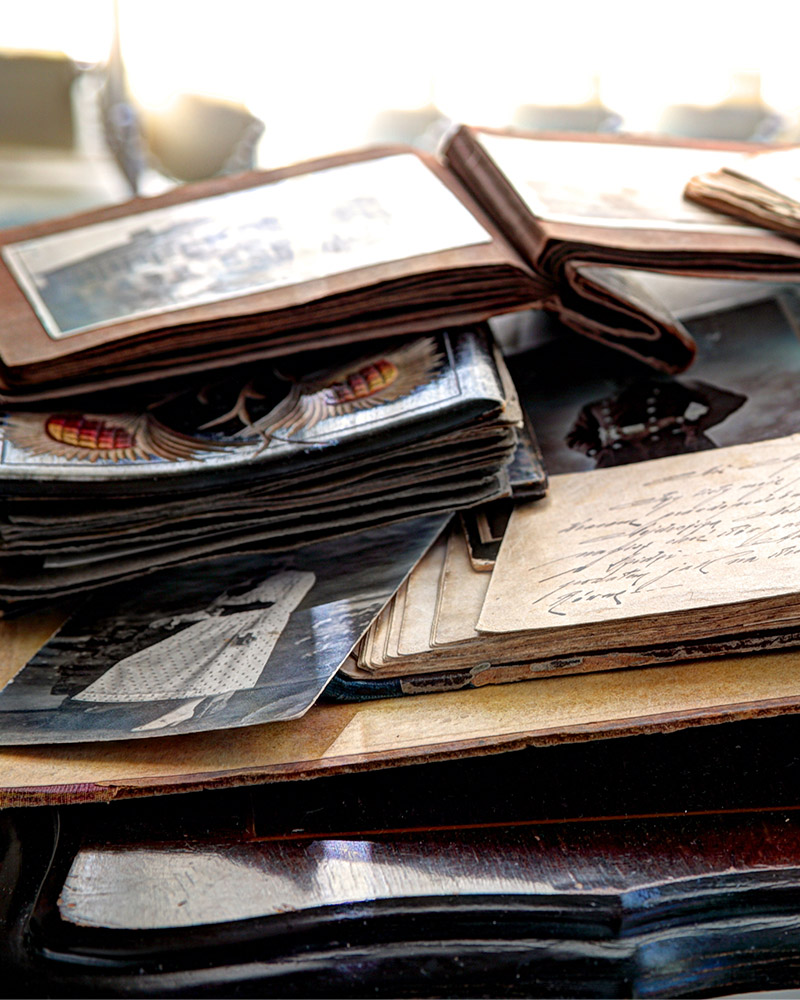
[324, 359, 399, 406]
[45, 415, 137, 452]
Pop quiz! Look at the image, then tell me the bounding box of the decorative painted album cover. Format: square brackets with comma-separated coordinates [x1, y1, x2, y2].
[0, 328, 505, 495]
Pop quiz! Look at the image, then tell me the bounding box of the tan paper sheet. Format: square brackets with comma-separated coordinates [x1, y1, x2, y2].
[396, 533, 447, 656]
[433, 526, 490, 647]
[360, 587, 397, 669]
[481, 432, 800, 635]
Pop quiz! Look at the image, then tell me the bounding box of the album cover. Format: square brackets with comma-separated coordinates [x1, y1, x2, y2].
[0, 147, 543, 399]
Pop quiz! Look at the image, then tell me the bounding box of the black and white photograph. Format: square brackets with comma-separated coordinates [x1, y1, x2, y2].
[0, 514, 447, 743]
[509, 290, 800, 474]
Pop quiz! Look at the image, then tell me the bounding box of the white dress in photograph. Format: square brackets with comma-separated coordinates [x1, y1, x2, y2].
[73, 570, 316, 704]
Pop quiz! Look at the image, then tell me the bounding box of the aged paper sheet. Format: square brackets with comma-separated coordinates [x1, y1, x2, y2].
[433, 527, 490, 647]
[480, 433, 800, 634]
[477, 131, 753, 232]
[396, 533, 446, 656]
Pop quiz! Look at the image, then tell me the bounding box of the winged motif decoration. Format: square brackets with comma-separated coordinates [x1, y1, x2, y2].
[3, 338, 444, 463]
[205, 337, 444, 440]
[3, 411, 228, 463]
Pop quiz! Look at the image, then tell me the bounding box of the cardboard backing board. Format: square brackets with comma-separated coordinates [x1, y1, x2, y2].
[3, 605, 800, 807]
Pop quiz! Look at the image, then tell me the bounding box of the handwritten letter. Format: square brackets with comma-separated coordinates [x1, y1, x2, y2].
[479, 434, 800, 634]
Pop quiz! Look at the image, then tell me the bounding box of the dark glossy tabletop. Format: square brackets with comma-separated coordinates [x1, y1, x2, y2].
[5, 713, 800, 997]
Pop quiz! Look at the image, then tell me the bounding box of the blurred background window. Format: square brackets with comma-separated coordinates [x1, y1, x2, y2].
[1, 0, 798, 223]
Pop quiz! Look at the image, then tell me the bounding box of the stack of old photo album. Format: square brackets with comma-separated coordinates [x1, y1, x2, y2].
[0, 137, 556, 746]
[0, 141, 569, 616]
[0, 325, 538, 613]
[8, 278, 800, 752]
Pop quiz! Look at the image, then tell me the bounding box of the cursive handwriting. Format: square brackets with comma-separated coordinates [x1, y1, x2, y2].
[518, 441, 800, 621]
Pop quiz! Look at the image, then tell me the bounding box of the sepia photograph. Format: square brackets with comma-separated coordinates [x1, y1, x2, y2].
[2, 154, 489, 339]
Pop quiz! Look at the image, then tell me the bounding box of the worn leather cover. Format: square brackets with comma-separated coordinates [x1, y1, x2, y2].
[7, 716, 800, 998]
[442, 126, 800, 372]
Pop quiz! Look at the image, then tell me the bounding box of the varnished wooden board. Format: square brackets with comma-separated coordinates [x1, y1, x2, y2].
[3, 611, 800, 806]
[56, 812, 800, 929]
[8, 713, 800, 997]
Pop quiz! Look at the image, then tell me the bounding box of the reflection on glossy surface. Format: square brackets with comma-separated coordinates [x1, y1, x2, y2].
[59, 812, 800, 930]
